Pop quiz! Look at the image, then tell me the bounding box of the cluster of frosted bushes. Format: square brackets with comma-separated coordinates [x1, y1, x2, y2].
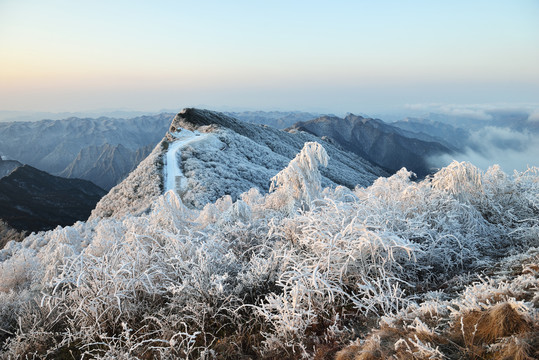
[0, 142, 537, 358]
[336, 250, 539, 359]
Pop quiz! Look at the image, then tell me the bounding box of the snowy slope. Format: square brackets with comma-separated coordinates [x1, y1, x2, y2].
[163, 129, 210, 194]
[89, 143, 164, 219]
[91, 108, 388, 217]
[168, 108, 388, 207]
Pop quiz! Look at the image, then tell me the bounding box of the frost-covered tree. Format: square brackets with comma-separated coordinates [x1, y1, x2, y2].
[267, 141, 328, 212]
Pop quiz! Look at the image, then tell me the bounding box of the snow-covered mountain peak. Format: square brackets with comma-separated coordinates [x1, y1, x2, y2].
[91, 108, 388, 218]
[169, 108, 239, 132]
[169, 108, 268, 140]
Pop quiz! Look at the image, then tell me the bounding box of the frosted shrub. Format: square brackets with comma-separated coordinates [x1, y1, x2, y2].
[196, 194, 235, 227]
[430, 160, 484, 202]
[354, 165, 518, 277]
[268, 141, 328, 212]
[0, 248, 39, 293]
[0, 289, 34, 346]
[432, 161, 539, 230]
[255, 192, 420, 354]
[514, 166, 539, 210]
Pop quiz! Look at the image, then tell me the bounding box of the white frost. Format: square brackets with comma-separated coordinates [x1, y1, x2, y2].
[164, 129, 210, 194]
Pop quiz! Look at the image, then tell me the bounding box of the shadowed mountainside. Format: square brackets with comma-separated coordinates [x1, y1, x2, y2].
[0, 159, 22, 178]
[0, 165, 106, 232]
[288, 114, 453, 177]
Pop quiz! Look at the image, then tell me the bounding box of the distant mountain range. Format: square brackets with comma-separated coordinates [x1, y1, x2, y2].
[419, 109, 539, 132]
[288, 114, 453, 177]
[0, 109, 166, 123]
[390, 117, 470, 151]
[9, 109, 519, 201]
[0, 114, 174, 189]
[0, 161, 105, 232]
[59, 143, 153, 190]
[226, 110, 321, 129]
[389, 110, 539, 172]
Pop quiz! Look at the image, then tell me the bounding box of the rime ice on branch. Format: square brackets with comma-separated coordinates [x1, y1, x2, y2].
[269, 141, 328, 210]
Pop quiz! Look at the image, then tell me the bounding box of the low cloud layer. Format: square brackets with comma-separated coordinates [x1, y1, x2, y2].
[528, 111, 539, 123]
[432, 126, 538, 173]
[418, 103, 539, 173]
[406, 103, 539, 122]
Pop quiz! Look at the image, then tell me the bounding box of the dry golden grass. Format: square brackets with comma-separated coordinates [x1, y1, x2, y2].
[334, 256, 539, 360]
[335, 300, 538, 360]
[454, 302, 531, 346]
[450, 301, 537, 359]
[490, 335, 536, 360]
[334, 343, 362, 360]
[335, 324, 444, 360]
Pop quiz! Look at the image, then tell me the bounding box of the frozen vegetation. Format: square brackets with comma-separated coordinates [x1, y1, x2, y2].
[167, 108, 386, 208]
[89, 144, 164, 220]
[0, 138, 537, 358]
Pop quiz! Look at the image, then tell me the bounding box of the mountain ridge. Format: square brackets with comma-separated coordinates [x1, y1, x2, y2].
[91, 108, 388, 219]
[0, 159, 22, 178]
[288, 113, 453, 177]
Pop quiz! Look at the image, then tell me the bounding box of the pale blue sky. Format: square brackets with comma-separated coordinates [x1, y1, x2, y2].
[0, 0, 538, 114]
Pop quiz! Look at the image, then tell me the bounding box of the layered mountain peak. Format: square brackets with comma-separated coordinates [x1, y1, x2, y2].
[0, 158, 22, 178]
[91, 108, 387, 219]
[170, 108, 238, 131]
[168, 107, 267, 140]
[344, 113, 387, 127]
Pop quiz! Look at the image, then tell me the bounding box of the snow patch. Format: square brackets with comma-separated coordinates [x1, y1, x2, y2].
[164, 130, 213, 194]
